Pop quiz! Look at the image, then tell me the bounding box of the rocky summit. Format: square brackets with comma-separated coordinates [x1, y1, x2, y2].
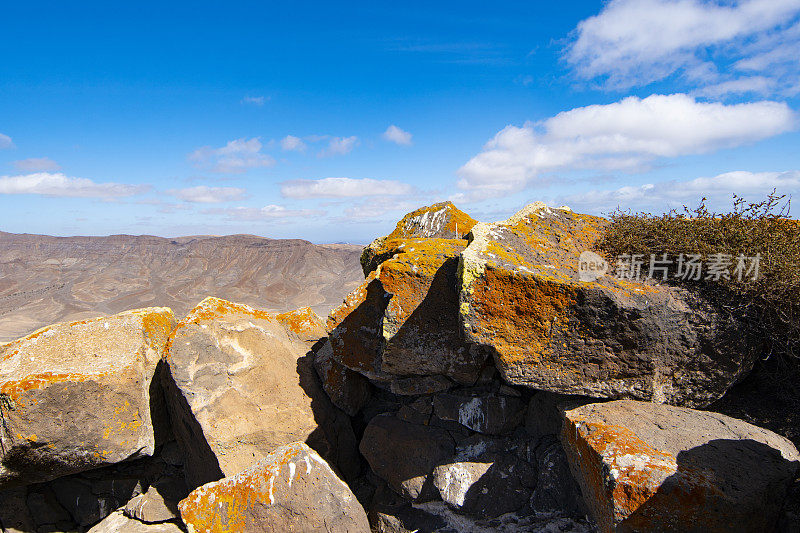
[0, 200, 797, 532]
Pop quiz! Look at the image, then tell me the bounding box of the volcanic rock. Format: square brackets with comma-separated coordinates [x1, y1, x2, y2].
[328, 238, 488, 386]
[360, 201, 477, 276]
[360, 414, 455, 500]
[458, 202, 751, 407]
[561, 400, 800, 532]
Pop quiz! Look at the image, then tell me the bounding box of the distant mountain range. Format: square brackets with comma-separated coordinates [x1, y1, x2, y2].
[0, 231, 364, 342]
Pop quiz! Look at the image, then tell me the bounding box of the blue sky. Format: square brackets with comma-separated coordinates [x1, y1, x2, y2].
[1, 0, 799, 243]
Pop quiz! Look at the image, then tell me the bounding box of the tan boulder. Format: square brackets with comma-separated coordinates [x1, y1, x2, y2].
[561, 400, 800, 532]
[458, 202, 752, 407]
[161, 297, 358, 489]
[0, 308, 175, 488]
[178, 441, 369, 533]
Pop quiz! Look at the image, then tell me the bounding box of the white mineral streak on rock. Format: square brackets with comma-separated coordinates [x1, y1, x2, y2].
[458, 397, 486, 432]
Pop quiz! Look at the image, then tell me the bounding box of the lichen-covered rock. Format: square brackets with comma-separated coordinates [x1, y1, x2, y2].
[0, 308, 175, 488]
[561, 400, 800, 532]
[360, 414, 455, 500]
[458, 202, 751, 407]
[178, 442, 369, 533]
[313, 338, 371, 416]
[329, 239, 488, 386]
[162, 297, 358, 488]
[360, 201, 477, 276]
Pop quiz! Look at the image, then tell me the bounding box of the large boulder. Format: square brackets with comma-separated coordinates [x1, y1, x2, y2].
[360, 414, 455, 500]
[0, 308, 175, 488]
[161, 297, 358, 489]
[360, 201, 477, 276]
[458, 202, 751, 407]
[178, 442, 369, 533]
[328, 237, 488, 386]
[561, 400, 800, 532]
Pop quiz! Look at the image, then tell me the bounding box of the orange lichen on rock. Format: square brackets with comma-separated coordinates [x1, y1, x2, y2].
[276, 306, 325, 340]
[0, 372, 94, 404]
[467, 267, 578, 367]
[178, 441, 369, 533]
[360, 202, 476, 275]
[179, 444, 302, 532]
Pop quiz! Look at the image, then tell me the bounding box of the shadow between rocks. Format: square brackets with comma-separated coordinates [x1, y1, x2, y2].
[622, 438, 799, 533]
[159, 360, 223, 491]
[296, 346, 362, 484]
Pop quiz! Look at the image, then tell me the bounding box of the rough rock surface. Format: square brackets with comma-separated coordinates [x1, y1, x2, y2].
[329, 237, 488, 386]
[431, 435, 535, 518]
[313, 338, 371, 416]
[433, 390, 525, 435]
[360, 414, 455, 500]
[178, 442, 369, 533]
[124, 477, 185, 523]
[360, 201, 477, 276]
[0, 308, 175, 488]
[562, 400, 800, 532]
[458, 202, 750, 407]
[162, 297, 358, 488]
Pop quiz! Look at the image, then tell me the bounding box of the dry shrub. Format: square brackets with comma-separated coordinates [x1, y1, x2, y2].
[596, 192, 798, 361]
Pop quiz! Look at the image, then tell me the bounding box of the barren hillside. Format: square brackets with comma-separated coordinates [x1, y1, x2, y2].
[0, 231, 364, 342]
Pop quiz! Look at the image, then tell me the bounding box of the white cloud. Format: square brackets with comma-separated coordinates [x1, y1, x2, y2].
[0, 133, 13, 149]
[241, 96, 267, 106]
[566, 0, 800, 92]
[281, 177, 414, 198]
[319, 136, 359, 157]
[561, 170, 800, 213]
[169, 185, 246, 203]
[12, 157, 61, 172]
[457, 94, 796, 200]
[0, 172, 147, 198]
[188, 138, 275, 173]
[207, 205, 321, 220]
[382, 125, 413, 146]
[280, 135, 307, 152]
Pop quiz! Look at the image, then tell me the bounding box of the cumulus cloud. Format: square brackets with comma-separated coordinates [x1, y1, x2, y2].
[188, 138, 275, 173]
[457, 94, 796, 200]
[560, 170, 800, 213]
[12, 157, 61, 172]
[207, 205, 321, 220]
[319, 136, 359, 157]
[382, 125, 413, 146]
[280, 177, 414, 198]
[566, 0, 800, 93]
[0, 172, 147, 198]
[168, 185, 246, 203]
[241, 96, 267, 106]
[0, 133, 13, 149]
[280, 135, 307, 152]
